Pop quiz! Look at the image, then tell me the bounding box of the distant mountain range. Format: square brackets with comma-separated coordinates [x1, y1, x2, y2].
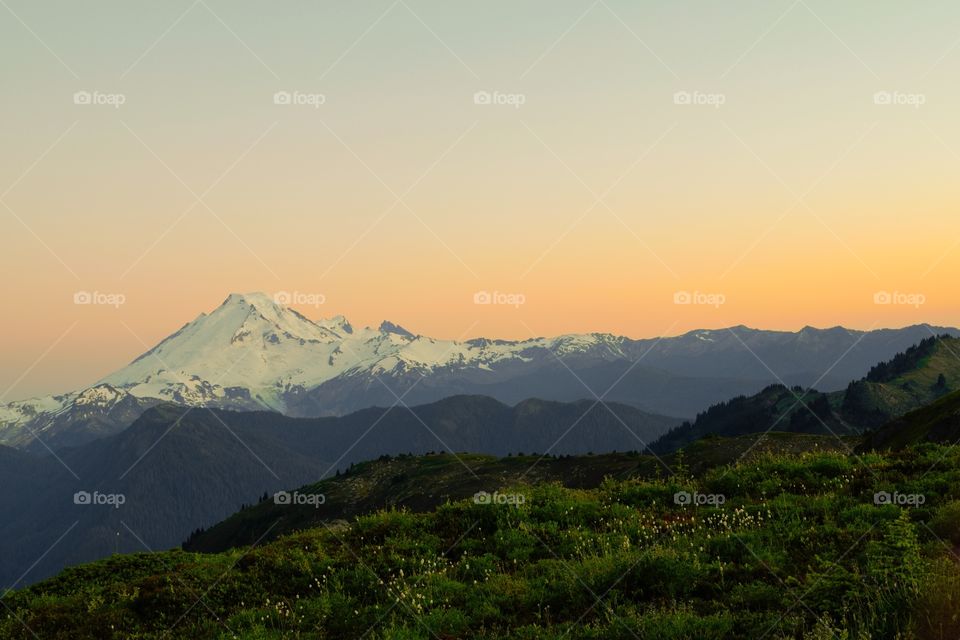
[0, 395, 676, 588]
[1, 292, 956, 451]
[5, 319, 960, 588]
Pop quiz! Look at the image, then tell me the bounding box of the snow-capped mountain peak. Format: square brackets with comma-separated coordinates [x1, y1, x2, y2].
[88, 293, 630, 413]
[98, 292, 350, 408]
[73, 383, 125, 407]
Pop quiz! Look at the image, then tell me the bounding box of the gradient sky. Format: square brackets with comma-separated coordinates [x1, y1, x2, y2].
[2, 0, 960, 398]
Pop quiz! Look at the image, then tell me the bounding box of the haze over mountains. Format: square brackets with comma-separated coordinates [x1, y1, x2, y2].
[1, 292, 956, 451]
[6, 326, 957, 591]
[0, 396, 676, 588]
[2, 292, 958, 590]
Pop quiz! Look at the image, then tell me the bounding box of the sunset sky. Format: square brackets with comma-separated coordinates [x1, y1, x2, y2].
[2, 0, 960, 398]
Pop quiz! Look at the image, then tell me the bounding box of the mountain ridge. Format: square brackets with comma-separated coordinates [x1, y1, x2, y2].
[652, 334, 960, 452]
[2, 292, 956, 450]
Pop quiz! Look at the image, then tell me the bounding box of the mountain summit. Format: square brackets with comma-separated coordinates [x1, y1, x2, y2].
[379, 320, 415, 339]
[101, 292, 351, 409]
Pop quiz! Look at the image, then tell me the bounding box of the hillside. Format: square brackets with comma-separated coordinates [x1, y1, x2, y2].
[185, 432, 851, 554]
[4, 441, 960, 639]
[650, 384, 851, 453]
[858, 389, 960, 451]
[653, 335, 960, 452]
[840, 335, 960, 427]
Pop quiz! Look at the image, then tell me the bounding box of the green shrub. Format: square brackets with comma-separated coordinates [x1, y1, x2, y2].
[930, 500, 960, 545]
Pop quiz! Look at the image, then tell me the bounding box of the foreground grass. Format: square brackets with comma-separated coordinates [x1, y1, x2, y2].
[5, 444, 960, 639]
